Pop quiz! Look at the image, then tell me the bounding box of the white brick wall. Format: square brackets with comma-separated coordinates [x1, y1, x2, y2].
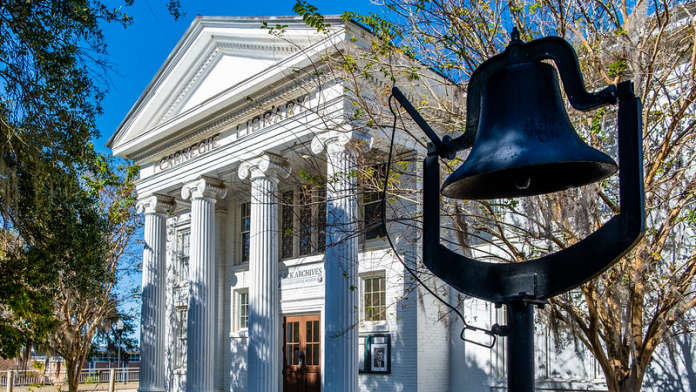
[448, 296, 498, 392]
[416, 279, 450, 392]
[357, 248, 419, 392]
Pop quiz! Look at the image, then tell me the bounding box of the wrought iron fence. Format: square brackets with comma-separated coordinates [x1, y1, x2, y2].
[491, 388, 609, 392]
[0, 368, 139, 387]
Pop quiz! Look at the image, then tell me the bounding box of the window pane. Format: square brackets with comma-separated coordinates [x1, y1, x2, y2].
[363, 276, 386, 322]
[317, 187, 326, 252]
[242, 233, 250, 262]
[241, 202, 251, 262]
[281, 191, 294, 259]
[239, 293, 249, 329]
[177, 232, 190, 284]
[299, 189, 312, 255]
[176, 308, 188, 369]
[363, 165, 387, 240]
[313, 344, 319, 365]
[364, 201, 387, 240]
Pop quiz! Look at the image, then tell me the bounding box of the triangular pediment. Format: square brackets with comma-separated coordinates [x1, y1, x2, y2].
[108, 16, 341, 157]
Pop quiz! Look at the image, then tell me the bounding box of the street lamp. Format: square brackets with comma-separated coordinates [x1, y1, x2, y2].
[393, 29, 645, 392]
[115, 320, 124, 383]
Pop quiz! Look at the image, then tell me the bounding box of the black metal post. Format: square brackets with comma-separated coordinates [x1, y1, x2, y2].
[117, 335, 121, 382]
[506, 302, 534, 392]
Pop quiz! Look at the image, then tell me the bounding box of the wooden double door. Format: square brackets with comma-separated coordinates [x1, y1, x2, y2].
[283, 315, 321, 392]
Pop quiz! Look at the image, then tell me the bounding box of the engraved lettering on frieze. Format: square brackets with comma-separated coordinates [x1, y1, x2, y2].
[155, 134, 221, 172]
[236, 94, 309, 138]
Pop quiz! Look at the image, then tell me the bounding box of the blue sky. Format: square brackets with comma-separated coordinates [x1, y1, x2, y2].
[95, 0, 382, 152]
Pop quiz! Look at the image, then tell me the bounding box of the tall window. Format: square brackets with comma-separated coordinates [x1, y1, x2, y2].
[278, 186, 326, 258]
[176, 231, 190, 284]
[362, 274, 386, 322]
[316, 187, 326, 252]
[240, 202, 251, 262]
[175, 307, 187, 369]
[281, 191, 294, 259]
[238, 291, 249, 330]
[299, 188, 313, 256]
[363, 165, 387, 241]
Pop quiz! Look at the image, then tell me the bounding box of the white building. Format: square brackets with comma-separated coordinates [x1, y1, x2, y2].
[107, 15, 461, 392]
[107, 15, 692, 392]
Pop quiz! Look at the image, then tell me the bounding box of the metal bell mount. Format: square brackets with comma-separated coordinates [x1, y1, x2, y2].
[392, 28, 645, 392]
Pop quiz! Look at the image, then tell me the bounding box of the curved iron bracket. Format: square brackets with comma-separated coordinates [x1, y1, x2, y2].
[421, 81, 644, 303]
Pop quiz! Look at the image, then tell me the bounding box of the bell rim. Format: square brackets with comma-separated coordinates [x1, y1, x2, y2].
[440, 160, 619, 200]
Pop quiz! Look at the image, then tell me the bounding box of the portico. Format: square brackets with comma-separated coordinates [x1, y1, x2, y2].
[108, 15, 453, 392]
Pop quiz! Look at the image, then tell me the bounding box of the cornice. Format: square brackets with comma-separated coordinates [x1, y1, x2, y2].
[131, 73, 320, 164]
[108, 17, 346, 151]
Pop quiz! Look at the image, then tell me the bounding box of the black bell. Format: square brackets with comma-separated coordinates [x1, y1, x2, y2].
[441, 61, 618, 200]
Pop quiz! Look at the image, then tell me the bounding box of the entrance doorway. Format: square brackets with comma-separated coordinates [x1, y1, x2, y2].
[283, 315, 321, 392]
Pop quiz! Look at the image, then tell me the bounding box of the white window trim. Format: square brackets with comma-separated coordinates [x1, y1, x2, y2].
[232, 289, 249, 334]
[174, 229, 191, 287]
[174, 306, 188, 371]
[239, 201, 251, 265]
[359, 271, 388, 327]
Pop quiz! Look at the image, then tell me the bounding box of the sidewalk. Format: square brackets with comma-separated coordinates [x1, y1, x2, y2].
[11, 382, 138, 392]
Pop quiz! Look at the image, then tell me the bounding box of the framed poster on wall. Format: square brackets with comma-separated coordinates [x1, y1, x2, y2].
[359, 334, 391, 374]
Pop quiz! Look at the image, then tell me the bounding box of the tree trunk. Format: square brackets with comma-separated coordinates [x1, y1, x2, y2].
[620, 363, 647, 392]
[65, 358, 79, 392]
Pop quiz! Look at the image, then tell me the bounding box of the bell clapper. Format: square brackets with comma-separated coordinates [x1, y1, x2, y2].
[516, 177, 531, 190]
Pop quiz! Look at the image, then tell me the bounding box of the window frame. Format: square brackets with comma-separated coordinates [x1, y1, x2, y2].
[240, 201, 251, 263]
[175, 230, 191, 286]
[360, 271, 387, 325]
[174, 306, 188, 370]
[234, 289, 250, 332]
[361, 164, 388, 243]
[278, 185, 327, 260]
[281, 190, 295, 259]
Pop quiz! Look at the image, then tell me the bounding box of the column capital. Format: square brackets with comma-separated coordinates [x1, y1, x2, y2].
[136, 194, 176, 216]
[181, 176, 227, 201]
[311, 130, 373, 157]
[238, 153, 291, 181]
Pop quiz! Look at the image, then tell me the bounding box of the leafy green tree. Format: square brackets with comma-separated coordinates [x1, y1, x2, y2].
[44, 157, 141, 392]
[0, 0, 179, 360]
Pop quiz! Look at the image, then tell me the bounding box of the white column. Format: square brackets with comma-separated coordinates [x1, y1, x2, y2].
[215, 210, 227, 392]
[238, 153, 290, 392]
[137, 194, 176, 392]
[311, 131, 373, 392]
[181, 177, 226, 392]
